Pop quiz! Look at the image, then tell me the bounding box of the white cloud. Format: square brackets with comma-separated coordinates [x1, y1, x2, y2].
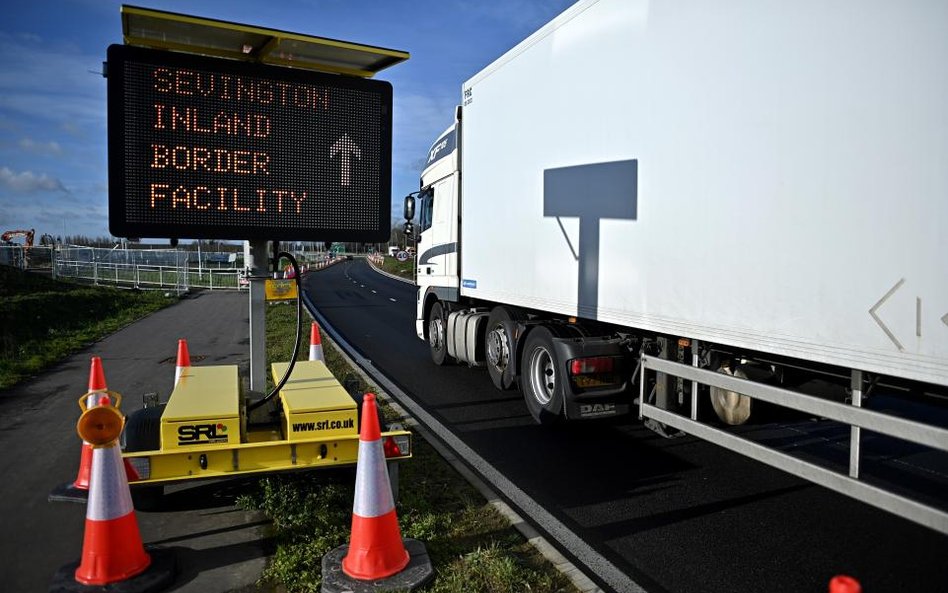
[18, 138, 63, 156]
[0, 166, 67, 193]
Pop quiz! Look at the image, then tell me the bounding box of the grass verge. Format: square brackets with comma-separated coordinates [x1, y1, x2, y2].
[242, 302, 577, 593]
[0, 266, 175, 390]
[378, 256, 416, 281]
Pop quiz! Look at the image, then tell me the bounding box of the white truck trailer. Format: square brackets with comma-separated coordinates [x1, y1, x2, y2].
[404, 0, 948, 530]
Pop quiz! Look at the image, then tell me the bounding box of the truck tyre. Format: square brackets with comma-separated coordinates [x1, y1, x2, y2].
[485, 306, 525, 390]
[428, 301, 452, 365]
[520, 326, 564, 424]
[710, 365, 752, 425]
[123, 404, 165, 511]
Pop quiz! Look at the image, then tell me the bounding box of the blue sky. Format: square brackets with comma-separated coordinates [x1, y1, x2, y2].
[0, 0, 574, 241]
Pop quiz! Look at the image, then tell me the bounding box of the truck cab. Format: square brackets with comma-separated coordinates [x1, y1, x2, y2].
[410, 119, 461, 343]
[405, 112, 633, 424]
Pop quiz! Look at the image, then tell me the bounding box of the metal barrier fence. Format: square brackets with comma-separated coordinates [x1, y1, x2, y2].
[1, 245, 245, 291]
[638, 353, 948, 535]
[54, 259, 244, 291]
[2, 244, 338, 290]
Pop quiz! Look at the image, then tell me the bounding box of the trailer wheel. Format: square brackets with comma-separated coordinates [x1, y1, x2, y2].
[710, 365, 752, 425]
[520, 327, 564, 424]
[428, 301, 452, 365]
[485, 306, 524, 390]
[124, 405, 165, 511]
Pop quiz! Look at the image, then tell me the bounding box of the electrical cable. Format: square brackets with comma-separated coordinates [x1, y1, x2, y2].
[248, 250, 301, 412]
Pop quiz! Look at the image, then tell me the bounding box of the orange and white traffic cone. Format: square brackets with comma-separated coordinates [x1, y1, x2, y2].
[342, 393, 409, 580]
[51, 362, 176, 591]
[174, 339, 191, 386]
[75, 401, 151, 585]
[829, 575, 862, 593]
[321, 394, 432, 592]
[309, 322, 324, 362]
[49, 357, 115, 503]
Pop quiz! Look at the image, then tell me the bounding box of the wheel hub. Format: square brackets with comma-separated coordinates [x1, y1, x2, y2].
[429, 318, 444, 350]
[528, 347, 555, 405]
[486, 326, 509, 370]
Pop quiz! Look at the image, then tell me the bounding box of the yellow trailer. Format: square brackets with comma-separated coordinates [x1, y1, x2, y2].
[121, 360, 411, 508]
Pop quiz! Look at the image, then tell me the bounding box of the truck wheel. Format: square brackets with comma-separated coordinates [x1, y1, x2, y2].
[710, 365, 752, 425]
[485, 306, 524, 390]
[520, 327, 564, 424]
[428, 301, 452, 365]
[124, 405, 165, 511]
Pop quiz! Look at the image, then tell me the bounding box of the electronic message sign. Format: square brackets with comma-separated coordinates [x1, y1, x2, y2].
[107, 44, 393, 241]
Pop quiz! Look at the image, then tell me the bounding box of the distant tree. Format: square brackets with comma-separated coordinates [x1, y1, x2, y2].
[390, 223, 407, 249]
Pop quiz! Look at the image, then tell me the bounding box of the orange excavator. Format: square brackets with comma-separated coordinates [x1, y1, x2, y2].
[2, 229, 35, 268]
[1, 228, 35, 247]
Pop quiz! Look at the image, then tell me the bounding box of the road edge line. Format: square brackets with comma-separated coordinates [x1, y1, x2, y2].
[302, 290, 643, 593]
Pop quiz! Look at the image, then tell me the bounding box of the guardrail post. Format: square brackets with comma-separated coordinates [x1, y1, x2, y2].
[691, 340, 700, 421]
[849, 369, 863, 478]
[159, 267, 163, 287]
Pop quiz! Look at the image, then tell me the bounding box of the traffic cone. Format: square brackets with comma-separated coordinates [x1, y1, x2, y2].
[321, 394, 432, 592]
[829, 575, 862, 593]
[309, 322, 324, 362]
[51, 361, 176, 592]
[174, 339, 190, 386]
[75, 414, 151, 584]
[49, 357, 112, 503]
[341, 393, 409, 580]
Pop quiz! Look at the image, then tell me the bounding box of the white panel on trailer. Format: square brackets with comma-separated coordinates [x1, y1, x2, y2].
[459, 0, 948, 385]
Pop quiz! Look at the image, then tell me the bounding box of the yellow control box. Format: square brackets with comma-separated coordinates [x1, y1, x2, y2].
[272, 360, 358, 441]
[161, 365, 241, 450]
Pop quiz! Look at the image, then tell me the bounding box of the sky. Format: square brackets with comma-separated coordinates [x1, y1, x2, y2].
[0, 0, 575, 242]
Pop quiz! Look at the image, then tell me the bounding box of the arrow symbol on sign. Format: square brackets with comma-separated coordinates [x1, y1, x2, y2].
[869, 278, 905, 351]
[942, 312, 948, 327]
[330, 133, 361, 186]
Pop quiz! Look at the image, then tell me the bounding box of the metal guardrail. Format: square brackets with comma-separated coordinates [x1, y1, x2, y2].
[1, 245, 245, 291]
[54, 260, 244, 291]
[1, 245, 344, 290]
[639, 353, 948, 535]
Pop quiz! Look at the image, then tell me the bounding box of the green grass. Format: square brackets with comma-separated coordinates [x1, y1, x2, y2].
[243, 302, 577, 593]
[0, 266, 175, 390]
[379, 256, 416, 281]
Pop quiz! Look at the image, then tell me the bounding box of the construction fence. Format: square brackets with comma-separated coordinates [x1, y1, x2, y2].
[2, 244, 349, 291]
[2, 245, 245, 292]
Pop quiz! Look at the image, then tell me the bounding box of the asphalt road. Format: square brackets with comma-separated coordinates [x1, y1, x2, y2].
[0, 291, 269, 592]
[304, 259, 948, 593]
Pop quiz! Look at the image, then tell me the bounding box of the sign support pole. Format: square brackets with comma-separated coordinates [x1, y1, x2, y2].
[246, 239, 268, 395]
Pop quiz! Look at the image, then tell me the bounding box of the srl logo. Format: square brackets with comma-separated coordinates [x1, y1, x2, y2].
[178, 423, 229, 445]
